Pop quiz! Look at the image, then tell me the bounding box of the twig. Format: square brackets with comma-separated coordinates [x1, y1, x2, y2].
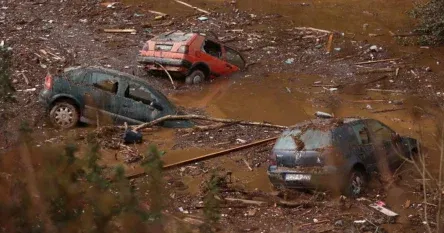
[355, 58, 400, 65]
[21, 72, 29, 85]
[366, 89, 405, 93]
[357, 67, 396, 74]
[326, 34, 333, 53]
[148, 10, 167, 16]
[154, 62, 176, 89]
[224, 198, 267, 206]
[133, 114, 287, 131]
[104, 29, 136, 33]
[371, 107, 406, 114]
[173, 0, 210, 14]
[242, 158, 253, 171]
[294, 27, 331, 34]
[298, 220, 329, 228]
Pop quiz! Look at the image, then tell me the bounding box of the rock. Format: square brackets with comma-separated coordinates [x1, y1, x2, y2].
[247, 209, 257, 217]
[335, 220, 343, 226]
[425, 67, 432, 72]
[12, 79, 18, 84]
[369, 45, 378, 52]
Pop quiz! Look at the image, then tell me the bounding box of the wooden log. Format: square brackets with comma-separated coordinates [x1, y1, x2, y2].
[224, 198, 267, 206]
[326, 34, 333, 53]
[133, 114, 287, 131]
[366, 89, 406, 93]
[174, 0, 210, 14]
[355, 58, 399, 65]
[104, 29, 136, 33]
[371, 107, 406, 114]
[294, 27, 331, 34]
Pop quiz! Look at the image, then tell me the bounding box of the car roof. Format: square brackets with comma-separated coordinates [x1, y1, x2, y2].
[288, 117, 365, 132]
[152, 31, 197, 42]
[64, 66, 153, 86]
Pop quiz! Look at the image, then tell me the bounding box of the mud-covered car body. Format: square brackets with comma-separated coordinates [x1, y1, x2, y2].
[267, 118, 418, 195]
[39, 66, 192, 128]
[137, 31, 245, 82]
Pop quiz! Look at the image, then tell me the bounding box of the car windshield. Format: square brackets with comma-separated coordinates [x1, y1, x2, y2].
[155, 31, 194, 42]
[274, 128, 332, 151]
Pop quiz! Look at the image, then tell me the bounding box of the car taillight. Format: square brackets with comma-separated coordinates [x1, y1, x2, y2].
[269, 152, 277, 166]
[44, 74, 52, 90]
[177, 45, 189, 54]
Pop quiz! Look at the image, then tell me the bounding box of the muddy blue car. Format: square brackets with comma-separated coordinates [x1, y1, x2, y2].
[268, 117, 418, 196]
[39, 66, 192, 129]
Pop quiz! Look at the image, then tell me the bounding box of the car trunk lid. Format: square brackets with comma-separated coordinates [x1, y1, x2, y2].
[272, 128, 332, 168]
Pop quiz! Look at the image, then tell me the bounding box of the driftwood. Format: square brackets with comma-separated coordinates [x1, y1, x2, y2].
[357, 67, 396, 74]
[355, 58, 399, 65]
[242, 158, 253, 171]
[294, 27, 331, 34]
[277, 200, 313, 208]
[326, 34, 333, 53]
[104, 29, 136, 34]
[298, 220, 330, 228]
[154, 62, 176, 89]
[371, 107, 406, 114]
[148, 10, 167, 16]
[224, 198, 267, 206]
[352, 99, 386, 103]
[126, 137, 278, 179]
[174, 0, 210, 14]
[366, 89, 405, 93]
[133, 114, 287, 131]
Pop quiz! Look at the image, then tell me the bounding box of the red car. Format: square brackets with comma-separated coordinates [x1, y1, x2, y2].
[137, 31, 246, 84]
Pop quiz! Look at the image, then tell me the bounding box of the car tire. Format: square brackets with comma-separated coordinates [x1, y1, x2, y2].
[49, 100, 79, 129]
[185, 70, 205, 85]
[343, 169, 367, 197]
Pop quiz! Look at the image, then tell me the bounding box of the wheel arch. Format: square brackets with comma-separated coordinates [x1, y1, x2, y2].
[49, 94, 82, 114]
[188, 62, 210, 78]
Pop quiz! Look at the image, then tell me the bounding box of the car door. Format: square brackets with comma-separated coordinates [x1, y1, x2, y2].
[199, 39, 231, 76]
[224, 46, 245, 71]
[366, 120, 401, 168]
[82, 71, 121, 124]
[350, 121, 377, 172]
[119, 81, 162, 124]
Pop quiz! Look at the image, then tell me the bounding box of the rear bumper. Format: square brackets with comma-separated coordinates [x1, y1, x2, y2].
[137, 56, 192, 73]
[267, 166, 338, 190]
[38, 89, 52, 108]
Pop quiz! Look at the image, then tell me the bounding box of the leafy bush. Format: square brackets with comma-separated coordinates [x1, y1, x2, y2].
[413, 0, 444, 45]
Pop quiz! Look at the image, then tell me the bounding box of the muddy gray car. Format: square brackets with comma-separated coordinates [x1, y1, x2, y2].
[39, 66, 192, 129]
[267, 117, 418, 196]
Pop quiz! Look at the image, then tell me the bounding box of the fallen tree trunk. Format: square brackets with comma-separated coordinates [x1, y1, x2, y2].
[133, 114, 288, 131]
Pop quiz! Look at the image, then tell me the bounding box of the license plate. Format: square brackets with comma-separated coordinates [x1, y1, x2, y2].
[285, 174, 311, 181]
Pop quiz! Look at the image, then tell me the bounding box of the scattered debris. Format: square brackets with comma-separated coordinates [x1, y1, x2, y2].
[285, 58, 294, 64]
[174, 0, 211, 14]
[103, 28, 137, 34]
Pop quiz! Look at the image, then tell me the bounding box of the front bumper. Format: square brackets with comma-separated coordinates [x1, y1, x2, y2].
[267, 166, 338, 190]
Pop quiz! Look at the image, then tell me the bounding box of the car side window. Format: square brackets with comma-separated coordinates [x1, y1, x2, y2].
[225, 46, 245, 69]
[87, 72, 119, 94]
[125, 82, 155, 105]
[352, 123, 371, 144]
[368, 120, 394, 143]
[202, 40, 222, 58]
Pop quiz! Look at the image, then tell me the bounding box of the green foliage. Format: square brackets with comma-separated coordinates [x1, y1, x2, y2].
[413, 0, 444, 45]
[0, 138, 170, 233]
[200, 173, 222, 233]
[141, 145, 165, 222]
[0, 44, 14, 100]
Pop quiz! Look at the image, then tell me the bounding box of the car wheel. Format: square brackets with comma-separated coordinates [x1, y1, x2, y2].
[344, 169, 367, 197]
[49, 101, 79, 129]
[186, 70, 205, 85]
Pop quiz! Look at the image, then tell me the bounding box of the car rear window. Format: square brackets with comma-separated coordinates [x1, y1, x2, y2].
[274, 129, 332, 151]
[155, 31, 194, 42]
[155, 44, 173, 51]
